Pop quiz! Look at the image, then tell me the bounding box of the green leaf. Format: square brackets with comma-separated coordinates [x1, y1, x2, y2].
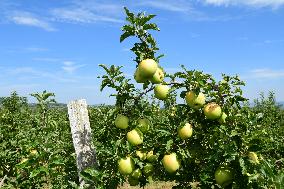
[29, 166, 48, 178]
[120, 31, 135, 42]
[140, 14, 156, 25]
[124, 7, 135, 24]
[166, 139, 173, 152]
[143, 23, 159, 31]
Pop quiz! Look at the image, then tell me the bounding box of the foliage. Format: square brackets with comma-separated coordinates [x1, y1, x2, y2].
[0, 92, 77, 188]
[93, 7, 284, 189]
[0, 7, 283, 189]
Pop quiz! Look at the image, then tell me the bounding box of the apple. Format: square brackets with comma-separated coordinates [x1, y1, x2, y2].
[30, 149, 38, 156]
[118, 156, 135, 175]
[218, 112, 227, 124]
[127, 129, 143, 146]
[128, 176, 139, 186]
[138, 59, 158, 79]
[215, 166, 233, 187]
[131, 168, 142, 180]
[248, 152, 259, 164]
[203, 103, 222, 120]
[136, 150, 147, 160]
[185, 91, 205, 109]
[146, 151, 158, 162]
[143, 163, 154, 176]
[137, 118, 151, 133]
[162, 153, 180, 173]
[178, 123, 193, 140]
[134, 68, 147, 83]
[20, 158, 29, 164]
[150, 67, 164, 84]
[154, 85, 170, 100]
[115, 114, 129, 129]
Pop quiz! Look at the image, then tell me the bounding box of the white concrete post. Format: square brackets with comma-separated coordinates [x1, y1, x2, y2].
[67, 99, 97, 188]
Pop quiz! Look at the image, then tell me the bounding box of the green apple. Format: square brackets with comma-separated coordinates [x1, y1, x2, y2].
[185, 91, 205, 109]
[154, 85, 170, 100]
[143, 163, 154, 176]
[136, 150, 147, 160]
[178, 123, 193, 140]
[118, 156, 135, 175]
[20, 158, 29, 164]
[162, 153, 180, 173]
[248, 152, 260, 164]
[30, 149, 38, 155]
[115, 114, 129, 129]
[137, 118, 151, 133]
[138, 59, 158, 78]
[150, 67, 164, 84]
[131, 168, 142, 180]
[215, 166, 233, 187]
[134, 68, 147, 83]
[146, 151, 158, 162]
[218, 112, 227, 124]
[128, 176, 139, 186]
[127, 129, 143, 146]
[203, 103, 222, 120]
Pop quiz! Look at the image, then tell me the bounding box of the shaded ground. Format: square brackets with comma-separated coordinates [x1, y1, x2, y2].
[120, 182, 174, 189]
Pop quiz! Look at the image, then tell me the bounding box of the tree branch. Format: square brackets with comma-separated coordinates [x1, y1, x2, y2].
[0, 175, 7, 188]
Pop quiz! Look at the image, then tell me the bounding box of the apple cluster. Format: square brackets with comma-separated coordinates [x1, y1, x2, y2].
[114, 114, 148, 146]
[115, 113, 157, 185]
[134, 59, 227, 123]
[117, 150, 159, 186]
[115, 58, 237, 186]
[134, 59, 170, 100]
[185, 91, 227, 123]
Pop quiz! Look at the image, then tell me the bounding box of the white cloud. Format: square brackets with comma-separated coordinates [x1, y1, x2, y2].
[203, 0, 284, 8]
[9, 11, 56, 31]
[51, 6, 123, 24]
[249, 68, 284, 79]
[63, 61, 75, 66]
[8, 67, 39, 75]
[33, 58, 87, 72]
[62, 61, 85, 74]
[7, 66, 77, 83]
[136, 0, 247, 22]
[33, 57, 60, 62]
[4, 46, 49, 54]
[73, 0, 123, 16]
[254, 39, 284, 45]
[138, 0, 192, 12]
[25, 47, 49, 52]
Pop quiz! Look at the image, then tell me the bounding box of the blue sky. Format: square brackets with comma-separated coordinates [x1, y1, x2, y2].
[0, 0, 284, 104]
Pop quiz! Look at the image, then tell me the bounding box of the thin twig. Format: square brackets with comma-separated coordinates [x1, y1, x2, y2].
[0, 175, 7, 188]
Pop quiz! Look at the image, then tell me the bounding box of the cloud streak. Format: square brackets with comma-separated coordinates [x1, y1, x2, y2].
[51, 8, 123, 24]
[7, 66, 77, 83]
[253, 39, 284, 46]
[62, 61, 85, 74]
[135, 0, 252, 22]
[51, 1, 124, 24]
[249, 68, 284, 79]
[8, 11, 56, 31]
[203, 0, 284, 8]
[138, 0, 192, 12]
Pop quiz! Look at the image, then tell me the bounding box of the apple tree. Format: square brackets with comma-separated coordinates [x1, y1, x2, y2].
[84, 7, 281, 189]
